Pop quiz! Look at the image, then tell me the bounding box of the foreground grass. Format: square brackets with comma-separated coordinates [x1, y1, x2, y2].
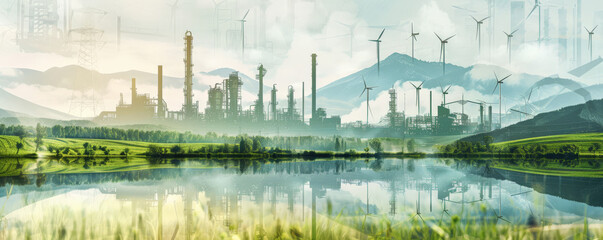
[492, 133, 603, 155]
[0, 135, 220, 157]
[1, 191, 600, 240]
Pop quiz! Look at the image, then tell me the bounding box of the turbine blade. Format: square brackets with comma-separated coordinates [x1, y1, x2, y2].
[419, 80, 425, 88]
[527, 5, 537, 19]
[445, 35, 456, 41]
[410, 82, 418, 88]
[593, 25, 598, 32]
[503, 31, 509, 37]
[471, 16, 478, 22]
[434, 32, 443, 41]
[378, 28, 385, 40]
[511, 29, 519, 35]
[492, 82, 499, 94]
[493, 71, 499, 81]
[411, 22, 413, 33]
[481, 16, 490, 22]
[242, 9, 250, 20]
[445, 85, 452, 93]
[359, 88, 366, 97]
[501, 74, 512, 82]
[527, 88, 533, 102]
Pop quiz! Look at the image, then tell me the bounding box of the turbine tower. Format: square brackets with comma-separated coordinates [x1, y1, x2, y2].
[409, 23, 419, 61]
[359, 77, 377, 126]
[338, 21, 357, 57]
[435, 33, 455, 76]
[526, 0, 541, 45]
[238, 9, 250, 59]
[369, 29, 385, 77]
[410, 81, 425, 116]
[472, 16, 490, 55]
[492, 72, 511, 128]
[503, 29, 518, 63]
[585, 26, 598, 62]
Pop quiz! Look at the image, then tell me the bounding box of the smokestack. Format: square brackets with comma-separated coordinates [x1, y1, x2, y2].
[311, 53, 317, 120]
[256, 64, 266, 121]
[302, 82, 305, 123]
[271, 84, 277, 121]
[183, 31, 196, 119]
[429, 91, 432, 121]
[480, 104, 484, 131]
[158, 65, 163, 118]
[488, 106, 493, 131]
[131, 78, 136, 105]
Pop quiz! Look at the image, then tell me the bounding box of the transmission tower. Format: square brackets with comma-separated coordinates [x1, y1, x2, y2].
[68, 8, 106, 117]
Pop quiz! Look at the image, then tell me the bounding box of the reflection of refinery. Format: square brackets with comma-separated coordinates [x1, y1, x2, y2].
[97, 31, 494, 137]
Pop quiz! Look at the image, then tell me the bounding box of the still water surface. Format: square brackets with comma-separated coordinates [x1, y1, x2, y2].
[0, 158, 602, 238]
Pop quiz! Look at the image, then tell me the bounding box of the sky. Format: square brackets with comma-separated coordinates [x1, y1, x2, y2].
[0, 0, 602, 120]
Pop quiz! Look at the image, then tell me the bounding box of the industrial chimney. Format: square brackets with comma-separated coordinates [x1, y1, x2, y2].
[488, 106, 493, 131]
[131, 78, 137, 105]
[311, 53, 317, 120]
[158, 65, 164, 118]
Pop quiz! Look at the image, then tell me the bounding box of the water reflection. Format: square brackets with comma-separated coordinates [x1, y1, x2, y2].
[0, 158, 602, 239]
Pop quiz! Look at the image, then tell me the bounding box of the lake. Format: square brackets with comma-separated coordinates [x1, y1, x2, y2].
[0, 158, 602, 239]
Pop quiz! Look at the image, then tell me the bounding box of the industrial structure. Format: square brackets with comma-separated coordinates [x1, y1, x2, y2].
[96, 31, 498, 137]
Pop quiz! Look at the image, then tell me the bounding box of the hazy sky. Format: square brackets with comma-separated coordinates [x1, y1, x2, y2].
[0, 0, 601, 120]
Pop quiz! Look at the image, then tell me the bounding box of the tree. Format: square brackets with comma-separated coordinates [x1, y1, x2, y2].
[335, 138, 341, 151]
[15, 142, 24, 154]
[14, 126, 27, 142]
[368, 138, 384, 153]
[483, 135, 494, 151]
[252, 138, 262, 152]
[35, 123, 45, 152]
[591, 143, 601, 156]
[407, 139, 417, 153]
[170, 145, 182, 154]
[239, 138, 253, 153]
[124, 148, 131, 157]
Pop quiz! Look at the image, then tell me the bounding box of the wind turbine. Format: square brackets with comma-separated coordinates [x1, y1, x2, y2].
[585, 26, 598, 62]
[409, 23, 419, 61]
[503, 29, 518, 63]
[492, 72, 511, 129]
[338, 21, 357, 57]
[238, 9, 250, 59]
[410, 81, 425, 116]
[471, 16, 490, 55]
[440, 84, 452, 106]
[435, 33, 455, 76]
[369, 29, 385, 77]
[359, 76, 377, 126]
[169, 0, 180, 41]
[526, 0, 541, 45]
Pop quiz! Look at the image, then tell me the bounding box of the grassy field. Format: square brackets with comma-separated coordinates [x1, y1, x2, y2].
[0, 135, 220, 157]
[492, 133, 603, 154]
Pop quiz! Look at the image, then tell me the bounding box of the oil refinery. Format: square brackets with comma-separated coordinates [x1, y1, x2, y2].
[95, 30, 500, 138]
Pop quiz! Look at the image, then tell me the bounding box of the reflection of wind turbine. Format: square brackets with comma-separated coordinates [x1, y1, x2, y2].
[409, 23, 419, 61]
[169, 0, 180, 41]
[410, 81, 425, 116]
[412, 183, 425, 223]
[369, 29, 385, 77]
[503, 29, 518, 63]
[492, 72, 511, 128]
[585, 26, 598, 62]
[360, 76, 377, 126]
[238, 9, 250, 59]
[493, 182, 510, 224]
[526, 0, 541, 45]
[471, 16, 490, 55]
[435, 33, 455, 76]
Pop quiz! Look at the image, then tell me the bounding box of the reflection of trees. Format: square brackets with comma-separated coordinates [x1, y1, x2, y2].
[369, 159, 383, 171]
[407, 160, 415, 172]
[35, 174, 46, 188]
